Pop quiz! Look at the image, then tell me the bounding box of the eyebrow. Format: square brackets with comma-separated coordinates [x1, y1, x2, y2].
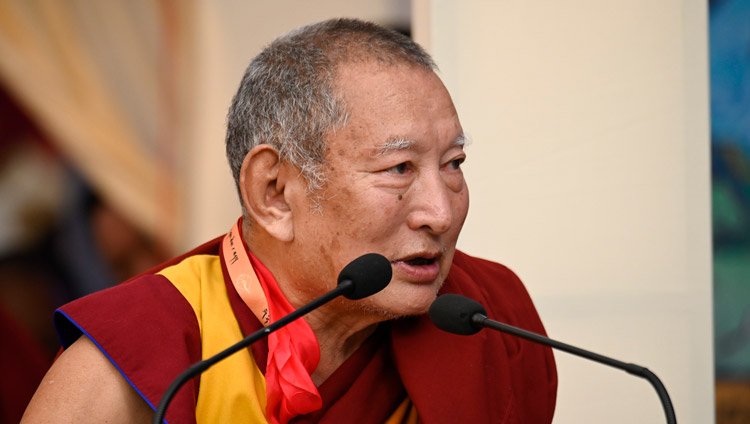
[453, 133, 468, 147]
[372, 133, 467, 157]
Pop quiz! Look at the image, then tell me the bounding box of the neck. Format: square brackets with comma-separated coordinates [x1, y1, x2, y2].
[304, 304, 379, 385]
[243, 223, 385, 385]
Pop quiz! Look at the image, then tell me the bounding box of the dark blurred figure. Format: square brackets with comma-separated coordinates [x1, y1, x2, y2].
[0, 87, 169, 423]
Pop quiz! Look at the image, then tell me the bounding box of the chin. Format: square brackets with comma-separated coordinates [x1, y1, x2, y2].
[365, 282, 440, 318]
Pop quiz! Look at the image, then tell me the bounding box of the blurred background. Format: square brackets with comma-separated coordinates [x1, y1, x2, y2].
[0, 0, 745, 423]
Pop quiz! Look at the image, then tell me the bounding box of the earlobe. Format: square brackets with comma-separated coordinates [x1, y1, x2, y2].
[239, 145, 295, 242]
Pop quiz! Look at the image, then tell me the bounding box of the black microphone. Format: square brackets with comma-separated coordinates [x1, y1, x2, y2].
[429, 294, 677, 424]
[153, 253, 392, 424]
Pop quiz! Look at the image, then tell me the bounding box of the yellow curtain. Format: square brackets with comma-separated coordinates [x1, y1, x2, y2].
[0, 0, 194, 246]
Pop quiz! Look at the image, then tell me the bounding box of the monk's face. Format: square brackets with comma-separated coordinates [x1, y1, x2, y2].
[284, 61, 469, 319]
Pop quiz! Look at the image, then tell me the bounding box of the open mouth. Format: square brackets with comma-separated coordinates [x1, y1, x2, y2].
[403, 257, 436, 266]
[392, 254, 441, 282]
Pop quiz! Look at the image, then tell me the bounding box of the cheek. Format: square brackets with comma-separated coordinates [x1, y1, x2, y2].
[324, 187, 385, 241]
[453, 185, 470, 228]
[379, 196, 400, 218]
[381, 190, 413, 218]
[344, 193, 405, 242]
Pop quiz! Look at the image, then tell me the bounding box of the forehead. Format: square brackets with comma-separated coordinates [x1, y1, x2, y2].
[334, 61, 449, 111]
[329, 62, 461, 154]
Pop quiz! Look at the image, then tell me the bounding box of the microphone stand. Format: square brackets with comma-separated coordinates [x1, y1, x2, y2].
[472, 314, 677, 424]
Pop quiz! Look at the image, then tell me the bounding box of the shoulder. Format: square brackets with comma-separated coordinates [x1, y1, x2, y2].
[55, 271, 202, 350]
[444, 250, 558, 420]
[48, 242, 226, 424]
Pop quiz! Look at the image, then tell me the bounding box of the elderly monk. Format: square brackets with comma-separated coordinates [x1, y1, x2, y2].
[23, 18, 556, 423]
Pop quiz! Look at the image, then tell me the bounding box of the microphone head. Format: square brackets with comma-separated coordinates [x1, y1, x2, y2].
[337, 253, 392, 300]
[429, 293, 486, 335]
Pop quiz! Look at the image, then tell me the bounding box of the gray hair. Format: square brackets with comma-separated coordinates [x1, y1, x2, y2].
[225, 18, 436, 206]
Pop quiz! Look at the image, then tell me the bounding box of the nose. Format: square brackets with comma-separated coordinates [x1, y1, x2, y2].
[406, 171, 453, 235]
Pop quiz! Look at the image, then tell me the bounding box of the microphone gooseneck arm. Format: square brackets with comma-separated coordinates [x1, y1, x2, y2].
[152, 281, 353, 424]
[471, 313, 677, 424]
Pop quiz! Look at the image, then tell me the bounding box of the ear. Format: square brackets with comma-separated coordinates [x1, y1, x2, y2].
[239, 145, 295, 242]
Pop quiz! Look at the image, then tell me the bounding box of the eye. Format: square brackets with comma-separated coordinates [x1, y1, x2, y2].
[446, 157, 465, 170]
[387, 162, 410, 175]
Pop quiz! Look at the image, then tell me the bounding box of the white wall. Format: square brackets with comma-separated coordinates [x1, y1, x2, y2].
[414, 1, 713, 423]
